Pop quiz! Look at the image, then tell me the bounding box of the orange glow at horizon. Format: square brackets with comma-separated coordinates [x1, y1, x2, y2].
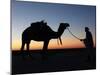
[12, 37, 88, 51]
[12, 36, 96, 51]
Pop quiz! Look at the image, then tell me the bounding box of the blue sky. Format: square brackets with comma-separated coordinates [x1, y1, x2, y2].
[11, 0, 96, 50]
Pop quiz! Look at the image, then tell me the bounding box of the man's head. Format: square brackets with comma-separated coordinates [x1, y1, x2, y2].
[85, 27, 89, 32]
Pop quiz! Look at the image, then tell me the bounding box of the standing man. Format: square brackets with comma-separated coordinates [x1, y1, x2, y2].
[80, 27, 94, 48]
[80, 27, 94, 63]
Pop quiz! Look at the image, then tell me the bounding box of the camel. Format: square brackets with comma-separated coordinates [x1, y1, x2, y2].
[20, 20, 70, 55]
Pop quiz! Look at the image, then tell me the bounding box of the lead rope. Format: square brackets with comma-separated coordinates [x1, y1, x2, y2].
[67, 28, 80, 40]
[67, 28, 86, 47]
[57, 28, 81, 45]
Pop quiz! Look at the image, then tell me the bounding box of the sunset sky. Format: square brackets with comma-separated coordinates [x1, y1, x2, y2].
[11, 0, 96, 50]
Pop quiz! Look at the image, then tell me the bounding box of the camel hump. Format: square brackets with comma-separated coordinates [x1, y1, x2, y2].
[30, 20, 47, 29]
[30, 20, 52, 32]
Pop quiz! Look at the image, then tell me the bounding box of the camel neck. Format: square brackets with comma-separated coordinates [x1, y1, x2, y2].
[57, 27, 65, 38]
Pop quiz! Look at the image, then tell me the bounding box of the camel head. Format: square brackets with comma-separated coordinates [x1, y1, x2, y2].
[58, 23, 70, 33]
[57, 23, 70, 45]
[60, 23, 70, 29]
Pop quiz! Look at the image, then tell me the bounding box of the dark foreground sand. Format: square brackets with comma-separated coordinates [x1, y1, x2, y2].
[12, 48, 96, 74]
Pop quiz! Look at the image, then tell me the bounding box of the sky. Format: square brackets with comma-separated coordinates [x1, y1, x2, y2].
[11, 0, 96, 50]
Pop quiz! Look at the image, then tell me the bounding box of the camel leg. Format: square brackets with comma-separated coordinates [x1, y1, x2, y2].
[43, 40, 49, 50]
[26, 42, 30, 52]
[17, 41, 25, 56]
[20, 41, 25, 53]
[42, 40, 49, 60]
[26, 42, 33, 58]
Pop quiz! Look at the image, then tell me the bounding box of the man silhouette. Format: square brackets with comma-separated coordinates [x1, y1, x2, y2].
[80, 27, 94, 48]
[80, 27, 94, 63]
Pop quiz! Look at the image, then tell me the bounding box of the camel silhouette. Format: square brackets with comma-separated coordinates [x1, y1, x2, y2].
[20, 20, 70, 56]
